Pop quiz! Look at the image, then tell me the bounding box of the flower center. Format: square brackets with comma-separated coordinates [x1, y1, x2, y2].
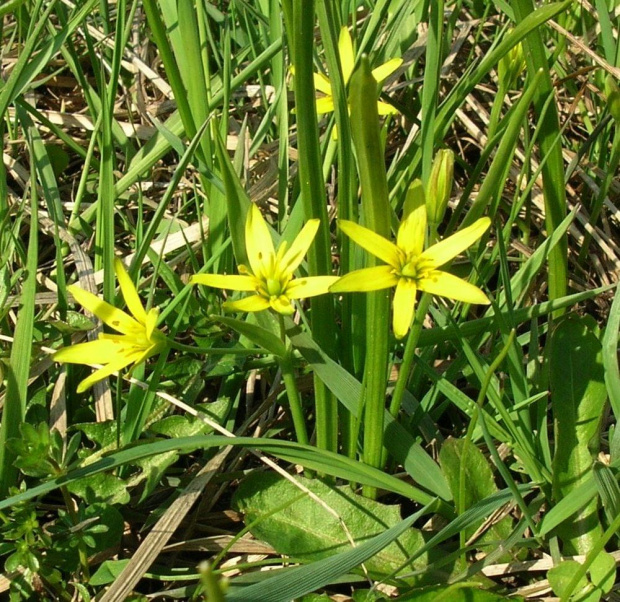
[400, 259, 420, 280]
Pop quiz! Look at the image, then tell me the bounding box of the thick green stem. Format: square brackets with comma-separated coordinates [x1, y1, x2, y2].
[291, 0, 338, 453]
[350, 57, 391, 498]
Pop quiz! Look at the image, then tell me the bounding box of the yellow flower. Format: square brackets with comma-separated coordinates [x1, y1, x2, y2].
[310, 27, 402, 117]
[330, 197, 491, 339]
[54, 259, 166, 393]
[191, 204, 338, 315]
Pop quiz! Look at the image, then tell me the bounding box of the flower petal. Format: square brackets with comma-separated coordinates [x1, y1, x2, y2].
[54, 338, 123, 364]
[190, 273, 257, 291]
[330, 265, 398, 293]
[377, 100, 400, 115]
[316, 96, 335, 114]
[68, 285, 141, 335]
[245, 204, 276, 278]
[76, 357, 134, 394]
[420, 217, 491, 269]
[397, 181, 427, 257]
[287, 276, 340, 299]
[392, 278, 417, 339]
[338, 220, 402, 268]
[338, 27, 355, 83]
[371, 57, 403, 82]
[128, 343, 162, 370]
[279, 219, 320, 277]
[114, 258, 147, 325]
[223, 295, 271, 313]
[145, 308, 159, 341]
[270, 295, 295, 315]
[314, 72, 332, 95]
[417, 270, 490, 305]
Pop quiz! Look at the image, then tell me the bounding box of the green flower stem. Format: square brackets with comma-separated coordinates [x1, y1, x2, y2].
[278, 314, 309, 447]
[292, 0, 338, 453]
[350, 57, 392, 498]
[388, 292, 432, 419]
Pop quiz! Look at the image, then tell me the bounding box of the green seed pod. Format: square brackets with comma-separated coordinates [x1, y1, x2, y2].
[604, 75, 620, 124]
[498, 41, 526, 90]
[426, 149, 454, 227]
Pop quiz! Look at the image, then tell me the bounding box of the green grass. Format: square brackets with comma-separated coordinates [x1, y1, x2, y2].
[1, 0, 620, 600]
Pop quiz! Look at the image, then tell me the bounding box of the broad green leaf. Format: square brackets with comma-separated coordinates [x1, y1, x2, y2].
[233, 472, 426, 578]
[547, 552, 615, 602]
[67, 472, 130, 506]
[90, 559, 131, 586]
[589, 551, 616, 595]
[547, 561, 591, 601]
[439, 438, 513, 558]
[149, 399, 231, 439]
[226, 504, 429, 602]
[550, 315, 606, 554]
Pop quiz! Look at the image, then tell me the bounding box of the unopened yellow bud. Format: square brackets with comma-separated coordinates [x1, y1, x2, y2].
[604, 75, 620, 124]
[426, 149, 454, 227]
[498, 40, 526, 90]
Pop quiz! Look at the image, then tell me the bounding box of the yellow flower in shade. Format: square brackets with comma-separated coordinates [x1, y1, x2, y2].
[54, 259, 166, 393]
[191, 204, 338, 315]
[330, 198, 491, 339]
[310, 27, 402, 117]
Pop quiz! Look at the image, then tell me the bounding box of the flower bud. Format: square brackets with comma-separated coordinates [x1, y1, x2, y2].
[498, 40, 526, 90]
[426, 149, 454, 227]
[604, 75, 620, 124]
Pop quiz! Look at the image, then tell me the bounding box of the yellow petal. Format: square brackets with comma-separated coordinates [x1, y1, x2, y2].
[338, 27, 355, 83]
[314, 72, 332, 95]
[392, 278, 417, 339]
[128, 342, 162, 370]
[223, 295, 271, 313]
[279, 219, 320, 277]
[68, 285, 141, 335]
[145, 308, 159, 341]
[190, 273, 258, 291]
[286, 276, 340, 299]
[417, 270, 490, 305]
[377, 100, 400, 115]
[338, 220, 402, 268]
[397, 181, 427, 257]
[54, 338, 123, 364]
[114, 258, 147, 325]
[245, 204, 275, 278]
[371, 57, 403, 82]
[270, 295, 295, 315]
[316, 96, 335, 114]
[330, 265, 398, 293]
[420, 217, 491, 269]
[76, 357, 133, 393]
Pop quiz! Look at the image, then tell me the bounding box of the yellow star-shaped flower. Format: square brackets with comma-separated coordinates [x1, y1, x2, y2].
[191, 204, 338, 315]
[330, 199, 491, 339]
[310, 27, 402, 117]
[54, 259, 166, 393]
